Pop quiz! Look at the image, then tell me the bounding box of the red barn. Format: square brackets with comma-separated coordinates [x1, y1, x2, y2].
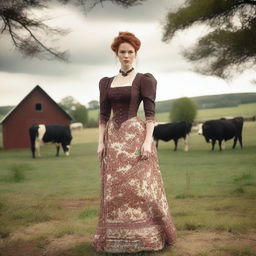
[1, 85, 72, 150]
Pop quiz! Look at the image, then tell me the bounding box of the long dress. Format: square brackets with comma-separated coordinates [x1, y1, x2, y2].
[92, 72, 176, 253]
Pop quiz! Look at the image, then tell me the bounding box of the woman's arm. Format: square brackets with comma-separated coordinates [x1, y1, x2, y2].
[97, 123, 106, 161]
[141, 121, 154, 160]
[97, 77, 111, 161]
[144, 121, 155, 144]
[140, 73, 157, 160]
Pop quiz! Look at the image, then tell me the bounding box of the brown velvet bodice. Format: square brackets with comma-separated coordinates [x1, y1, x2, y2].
[99, 72, 157, 129]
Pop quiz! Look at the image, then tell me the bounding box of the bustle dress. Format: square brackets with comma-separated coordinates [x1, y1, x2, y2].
[92, 72, 176, 253]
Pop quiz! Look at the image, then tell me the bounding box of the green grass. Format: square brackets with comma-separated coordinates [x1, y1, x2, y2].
[156, 102, 256, 122]
[0, 119, 256, 255]
[79, 209, 98, 219]
[88, 102, 256, 123]
[196, 102, 256, 121]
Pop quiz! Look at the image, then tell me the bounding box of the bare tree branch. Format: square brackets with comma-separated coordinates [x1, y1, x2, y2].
[0, 0, 146, 60]
[14, 17, 68, 60]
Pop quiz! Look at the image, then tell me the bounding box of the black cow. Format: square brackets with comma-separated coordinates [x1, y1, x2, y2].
[153, 121, 192, 151]
[198, 117, 244, 151]
[29, 124, 72, 158]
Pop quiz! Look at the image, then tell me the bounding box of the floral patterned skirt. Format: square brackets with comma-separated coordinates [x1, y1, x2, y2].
[92, 117, 176, 253]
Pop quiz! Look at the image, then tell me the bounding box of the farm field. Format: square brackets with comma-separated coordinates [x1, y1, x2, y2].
[88, 103, 256, 124]
[0, 120, 256, 256]
[156, 103, 256, 123]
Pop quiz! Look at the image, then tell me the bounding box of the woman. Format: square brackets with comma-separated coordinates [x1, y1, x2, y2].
[92, 32, 176, 253]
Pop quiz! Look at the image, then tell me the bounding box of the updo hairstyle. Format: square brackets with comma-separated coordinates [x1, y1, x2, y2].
[111, 32, 141, 54]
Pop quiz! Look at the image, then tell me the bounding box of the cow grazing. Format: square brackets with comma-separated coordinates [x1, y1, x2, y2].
[153, 121, 192, 151]
[198, 117, 244, 151]
[29, 124, 72, 158]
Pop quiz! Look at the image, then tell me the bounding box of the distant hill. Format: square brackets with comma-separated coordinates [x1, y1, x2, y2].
[1, 93, 256, 118]
[0, 106, 13, 117]
[156, 93, 256, 113]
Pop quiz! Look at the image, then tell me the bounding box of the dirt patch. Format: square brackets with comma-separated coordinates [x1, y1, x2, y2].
[0, 234, 89, 256]
[0, 240, 43, 256]
[57, 198, 98, 209]
[43, 234, 88, 256]
[1, 230, 256, 256]
[173, 230, 256, 256]
[8, 220, 60, 242]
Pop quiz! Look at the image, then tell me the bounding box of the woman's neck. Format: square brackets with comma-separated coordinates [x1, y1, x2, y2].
[120, 65, 133, 73]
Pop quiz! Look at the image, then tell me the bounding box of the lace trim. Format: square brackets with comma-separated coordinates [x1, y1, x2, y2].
[145, 118, 155, 124]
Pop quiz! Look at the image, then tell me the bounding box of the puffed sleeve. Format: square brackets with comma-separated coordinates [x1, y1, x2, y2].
[140, 73, 157, 122]
[99, 77, 111, 125]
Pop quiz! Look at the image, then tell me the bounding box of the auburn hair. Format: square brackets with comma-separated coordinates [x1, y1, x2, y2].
[111, 32, 141, 54]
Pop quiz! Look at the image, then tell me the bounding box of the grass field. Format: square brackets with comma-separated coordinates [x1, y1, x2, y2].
[88, 103, 256, 124]
[155, 103, 256, 123]
[0, 119, 256, 256]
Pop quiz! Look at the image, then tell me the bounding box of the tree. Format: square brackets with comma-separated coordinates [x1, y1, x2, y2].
[88, 100, 99, 110]
[162, 0, 256, 79]
[170, 97, 197, 122]
[0, 0, 145, 60]
[59, 96, 78, 115]
[72, 103, 88, 126]
[59, 96, 88, 125]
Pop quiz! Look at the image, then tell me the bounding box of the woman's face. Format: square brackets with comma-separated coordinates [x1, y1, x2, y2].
[117, 42, 136, 70]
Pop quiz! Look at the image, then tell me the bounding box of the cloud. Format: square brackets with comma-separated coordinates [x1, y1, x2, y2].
[74, 0, 185, 22]
[0, 0, 255, 108]
[0, 7, 191, 76]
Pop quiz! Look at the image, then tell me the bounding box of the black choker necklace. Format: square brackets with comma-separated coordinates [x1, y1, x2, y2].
[119, 67, 134, 77]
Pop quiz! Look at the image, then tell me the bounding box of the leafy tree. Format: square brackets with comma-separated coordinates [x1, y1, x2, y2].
[88, 100, 99, 110]
[59, 96, 88, 125]
[59, 96, 78, 115]
[170, 97, 197, 122]
[162, 0, 256, 79]
[0, 0, 145, 60]
[72, 103, 88, 126]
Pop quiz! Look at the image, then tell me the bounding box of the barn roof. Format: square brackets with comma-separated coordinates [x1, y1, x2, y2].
[0, 85, 72, 124]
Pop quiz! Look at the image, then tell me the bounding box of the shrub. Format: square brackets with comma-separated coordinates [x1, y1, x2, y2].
[170, 97, 197, 122]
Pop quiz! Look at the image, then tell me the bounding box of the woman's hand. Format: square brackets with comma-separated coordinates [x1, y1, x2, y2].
[97, 142, 105, 161]
[141, 140, 152, 160]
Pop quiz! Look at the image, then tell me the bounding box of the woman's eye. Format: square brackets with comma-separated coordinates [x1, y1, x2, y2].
[119, 50, 134, 54]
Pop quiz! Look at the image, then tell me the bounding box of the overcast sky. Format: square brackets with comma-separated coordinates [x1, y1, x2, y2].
[0, 0, 256, 107]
